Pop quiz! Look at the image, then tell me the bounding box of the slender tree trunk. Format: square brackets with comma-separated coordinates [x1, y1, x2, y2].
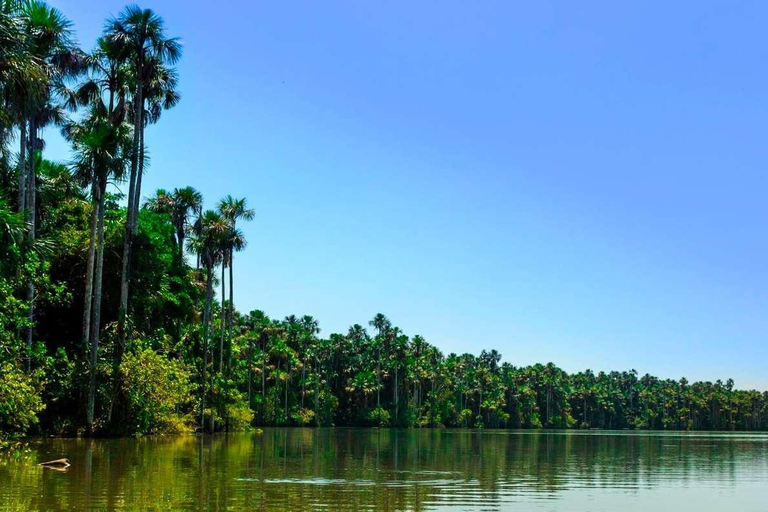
[132, 124, 145, 233]
[314, 354, 320, 426]
[212, 261, 225, 433]
[285, 365, 289, 424]
[219, 263, 225, 373]
[25, 116, 36, 371]
[261, 340, 266, 423]
[394, 359, 399, 425]
[247, 338, 253, 409]
[83, 179, 98, 355]
[85, 180, 100, 431]
[376, 346, 381, 409]
[116, 66, 143, 363]
[301, 346, 306, 409]
[17, 120, 26, 212]
[178, 227, 185, 265]
[88, 180, 107, 431]
[227, 251, 234, 375]
[201, 263, 214, 432]
[209, 261, 222, 433]
[225, 252, 234, 430]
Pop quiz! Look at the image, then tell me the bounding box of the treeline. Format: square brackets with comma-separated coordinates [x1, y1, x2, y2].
[228, 312, 768, 431]
[1, 2, 767, 438]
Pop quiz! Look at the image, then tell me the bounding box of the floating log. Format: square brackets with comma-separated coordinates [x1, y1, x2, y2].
[38, 458, 70, 468]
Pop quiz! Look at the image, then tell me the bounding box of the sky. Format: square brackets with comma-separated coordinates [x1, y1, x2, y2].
[45, 0, 768, 389]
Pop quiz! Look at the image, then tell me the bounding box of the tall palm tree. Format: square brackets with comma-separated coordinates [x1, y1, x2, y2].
[18, 0, 83, 369]
[67, 32, 132, 430]
[369, 313, 391, 413]
[298, 315, 319, 410]
[216, 195, 254, 374]
[187, 209, 228, 432]
[130, 57, 179, 232]
[67, 105, 130, 431]
[0, 2, 44, 204]
[105, 4, 181, 362]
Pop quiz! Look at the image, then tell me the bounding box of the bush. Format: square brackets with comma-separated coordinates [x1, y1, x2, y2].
[368, 405, 390, 427]
[226, 397, 254, 431]
[120, 348, 194, 435]
[0, 362, 45, 437]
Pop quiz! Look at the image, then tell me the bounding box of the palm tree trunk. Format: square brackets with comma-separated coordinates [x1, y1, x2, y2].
[83, 179, 98, 353]
[208, 262, 223, 434]
[25, 116, 36, 371]
[247, 338, 253, 409]
[227, 251, 234, 375]
[301, 349, 306, 409]
[314, 354, 320, 426]
[394, 360, 399, 426]
[85, 180, 100, 431]
[376, 346, 381, 409]
[132, 122, 145, 233]
[178, 226, 185, 264]
[261, 339, 266, 423]
[219, 262, 225, 373]
[17, 120, 26, 212]
[88, 180, 107, 431]
[285, 366, 289, 424]
[213, 261, 225, 432]
[116, 68, 143, 363]
[202, 263, 214, 432]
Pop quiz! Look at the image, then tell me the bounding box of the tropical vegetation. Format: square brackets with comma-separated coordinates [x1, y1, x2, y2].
[1, 2, 767, 438]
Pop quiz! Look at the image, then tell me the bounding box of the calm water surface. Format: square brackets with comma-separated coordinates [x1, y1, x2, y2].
[1, 429, 767, 511]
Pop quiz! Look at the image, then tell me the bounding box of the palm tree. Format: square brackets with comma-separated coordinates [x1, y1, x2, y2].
[130, 57, 179, 233]
[187, 209, 228, 432]
[298, 315, 319, 410]
[216, 195, 254, 374]
[221, 226, 246, 374]
[146, 186, 202, 263]
[67, 32, 133, 430]
[0, 2, 44, 204]
[144, 187, 171, 210]
[67, 105, 130, 431]
[17, 0, 83, 369]
[171, 187, 202, 263]
[369, 313, 391, 414]
[105, 4, 181, 362]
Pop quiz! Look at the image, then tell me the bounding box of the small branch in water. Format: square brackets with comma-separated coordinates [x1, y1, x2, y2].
[38, 458, 71, 470]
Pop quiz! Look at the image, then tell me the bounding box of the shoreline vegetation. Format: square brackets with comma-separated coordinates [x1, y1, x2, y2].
[1, 2, 767, 441]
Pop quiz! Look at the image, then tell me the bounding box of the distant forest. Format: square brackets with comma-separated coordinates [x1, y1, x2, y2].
[1, 2, 766, 438]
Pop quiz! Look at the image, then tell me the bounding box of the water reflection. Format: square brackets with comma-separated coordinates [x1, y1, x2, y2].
[1, 429, 766, 511]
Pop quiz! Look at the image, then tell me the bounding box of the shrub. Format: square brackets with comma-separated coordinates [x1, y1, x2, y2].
[0, 362, 45, 437]
[120, 348, 194, 435]
[368, 405, 390, 427]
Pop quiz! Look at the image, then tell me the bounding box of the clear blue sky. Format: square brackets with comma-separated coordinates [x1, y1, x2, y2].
[47, 1, 768, 389]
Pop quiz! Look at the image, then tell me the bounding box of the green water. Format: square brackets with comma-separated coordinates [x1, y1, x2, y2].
[2, 429, 767, 511]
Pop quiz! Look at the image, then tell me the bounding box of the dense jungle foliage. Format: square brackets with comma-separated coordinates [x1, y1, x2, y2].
[1, 1, 767, 438]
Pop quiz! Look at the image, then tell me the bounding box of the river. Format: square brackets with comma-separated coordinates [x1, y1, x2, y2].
[2, 429, 767, 510]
